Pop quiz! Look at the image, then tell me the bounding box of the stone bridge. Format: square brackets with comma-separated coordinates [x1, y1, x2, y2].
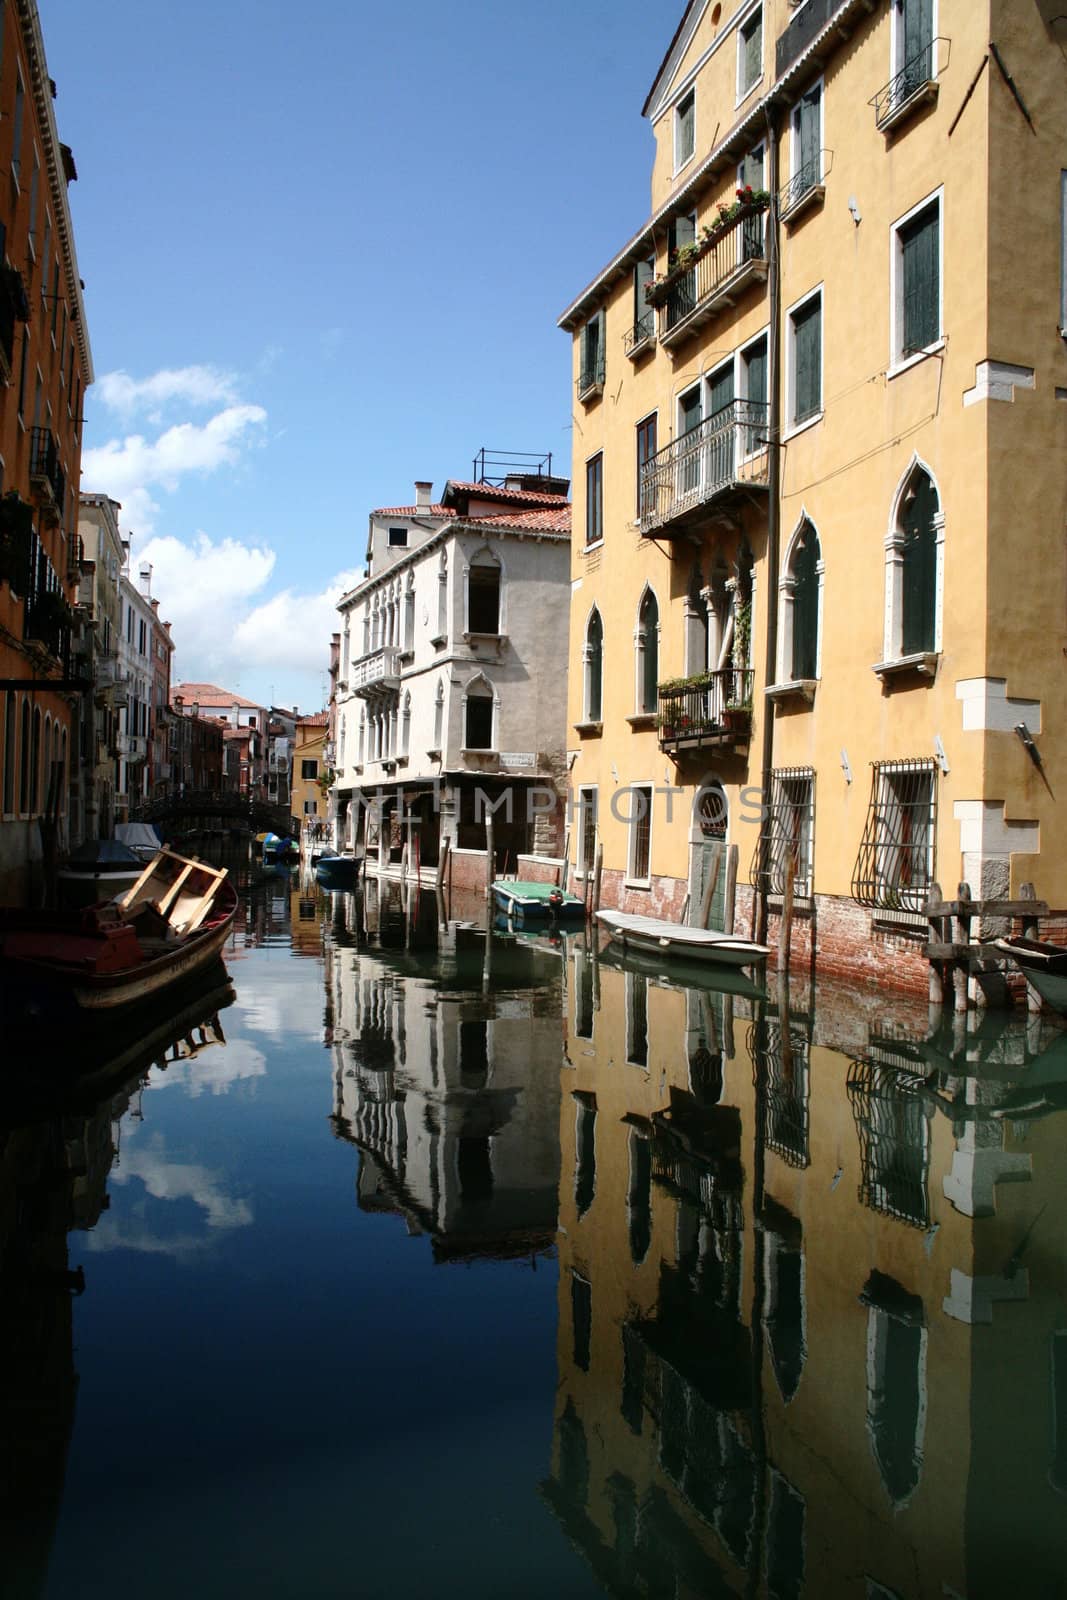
[132, 790, 298, 838]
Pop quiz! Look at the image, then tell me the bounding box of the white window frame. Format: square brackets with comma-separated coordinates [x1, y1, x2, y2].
[582, 606, 604, 723]
[882, 454, 945, 663]
[462, 675, 496, 754]
[739, 325, 770, 463]
[633, 585, 660, 716]
[576, 784, 598, 877]
[784, 284, 824, 437]
[873, 759, 937, 914]
[463, 548, 505, 637]
[1060, 170, 1067, 336]
[736, 3, 764, 107]
[889, 186, 944, 377]
[624, 782, 654, 888]
[890, 0, 938, 81]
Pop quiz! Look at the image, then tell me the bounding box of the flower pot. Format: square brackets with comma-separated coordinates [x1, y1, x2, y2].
[722, 707, 751, 736]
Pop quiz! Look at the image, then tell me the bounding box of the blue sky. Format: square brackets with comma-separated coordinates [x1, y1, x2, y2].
[40, 0, 674, 710]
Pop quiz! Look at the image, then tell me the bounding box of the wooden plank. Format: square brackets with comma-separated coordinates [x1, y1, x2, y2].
[926, 898, 1049, 918]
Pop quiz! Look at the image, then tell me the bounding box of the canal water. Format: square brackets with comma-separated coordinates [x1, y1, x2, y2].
[4, 852, 1067, 1598]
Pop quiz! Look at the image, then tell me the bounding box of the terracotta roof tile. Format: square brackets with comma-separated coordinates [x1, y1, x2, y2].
[173, 681, 264, 709]
[462, 507, 571, 533]
[444, 480, 570, 507]
[298, 711, 329, 727]
[371, 504, 452, 518]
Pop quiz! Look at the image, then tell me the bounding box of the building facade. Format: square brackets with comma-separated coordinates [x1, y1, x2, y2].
[559, 0, 1067, 991]
[115, 559, 157, 818]
[75, 494, 125, 838]
[332, 470, 572, 885]
[292, 711, 328, 825]
[0, 0, 93, 904]
[173, 682, 269, 795]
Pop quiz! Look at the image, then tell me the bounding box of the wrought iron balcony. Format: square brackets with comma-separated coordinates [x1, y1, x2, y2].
[657, 669, 754, 754]
[351, 646, 402, 697]
[639, 401, 770, 538]
[871, 40, 946, 133]
[576, 358, 605, 402]
[658, 210, 767, 349]
[29, 427, 66, 517]
[623, 312, 656, 360]
[778, 152, 829, 224]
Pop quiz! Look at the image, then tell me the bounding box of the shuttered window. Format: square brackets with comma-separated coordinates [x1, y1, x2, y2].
[791, 294, 822, 425]
[791, 523, 821, 680]
[900, 202, 939, 355]
[675, 91, 695, 169]
[579, 309, 605, 394]
[633, 258, 655, 341]
[585, 453, 603, 546]
[636, 412, 657, 517]
[900, 469, 938, 654]
[743, 336, 768, 453]
[739, 7, 763, 97]
[792, 82, 821, 193]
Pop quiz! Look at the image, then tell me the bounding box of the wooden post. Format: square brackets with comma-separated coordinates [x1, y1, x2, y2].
[435, 835, 450, 892]
[484, 816, 495, 903]
[724, 843, 739, 936]
[560, 827, 571, 891]
[592, 841, 604, 916]
[953, 880, 971, 1014]
[926, 882, 945, 1008]
[776, 851, 795, 979]
[1020, 881, 1042, 1014]
[699, 841, 723, 930]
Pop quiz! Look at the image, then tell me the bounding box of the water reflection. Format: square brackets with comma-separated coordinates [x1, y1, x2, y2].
[327, 882, 564, 1264]
[545, 942, 1067, 1599]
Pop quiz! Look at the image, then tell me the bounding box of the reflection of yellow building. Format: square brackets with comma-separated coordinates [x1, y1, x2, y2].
[292, 712, 328, 824]
[560, 1, 1067, 990]
[544, 949, 1067, 1596]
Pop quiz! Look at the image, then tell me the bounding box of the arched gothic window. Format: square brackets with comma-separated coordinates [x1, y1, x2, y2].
[584, 609, 604, 723]
[778, 517, 823, 686]
[466, 549, 502, 635]
[464, 675, 495, 751]
[636, 589, 659, 714]
[884, 463, 943, 664]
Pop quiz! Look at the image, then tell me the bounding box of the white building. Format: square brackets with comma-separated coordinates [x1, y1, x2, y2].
[116, 556, 156, 815]
[332, 467, 572, 887]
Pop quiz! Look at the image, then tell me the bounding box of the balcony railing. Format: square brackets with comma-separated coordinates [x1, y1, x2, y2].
[623, 312, 656, 359]
[659, 211, 767, 348]
[576, 359, 605, 401]
[778, 152, 829, 222]
[657, 669, 754, 753]
[639, 401, 770, 537]
[351, 646, 402, 696]
[871, 40, 946, 133]
[30, 427, 66, 517]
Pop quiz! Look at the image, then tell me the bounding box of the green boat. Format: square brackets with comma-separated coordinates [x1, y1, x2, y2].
[492, 880, 585, 922]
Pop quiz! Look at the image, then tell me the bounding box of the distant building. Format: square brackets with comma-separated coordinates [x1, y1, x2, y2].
[75, 494, 125, 838]
[292, 712, 328, 823]
[169, 696, 224, 792]
[332, 463, 571, 884]
[174, 682, 269, 796]
[0, 1, 94, 903]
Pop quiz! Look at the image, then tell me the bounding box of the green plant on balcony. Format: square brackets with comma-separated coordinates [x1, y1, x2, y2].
[645, 189, 771, 308]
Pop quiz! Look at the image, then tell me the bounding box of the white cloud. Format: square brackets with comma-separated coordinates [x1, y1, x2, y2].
[137, 529, 276, 683]
[95, 364, 241, 417]
[233, 567, 362, 676]
[81, 403, 267, 535]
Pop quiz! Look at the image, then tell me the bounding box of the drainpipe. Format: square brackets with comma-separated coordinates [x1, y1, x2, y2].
[755, 104, 782, 950]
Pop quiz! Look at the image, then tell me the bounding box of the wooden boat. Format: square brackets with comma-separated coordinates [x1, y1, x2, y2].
[597, 938, 765, 998]
[492, 880, 585, 922]
[995, 936, 1067, 1016]
[0, 849, 237, 1019]
[596, 908, 769, 971]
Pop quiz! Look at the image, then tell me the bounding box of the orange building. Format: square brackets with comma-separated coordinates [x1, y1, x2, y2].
[0, 1, 93, 905]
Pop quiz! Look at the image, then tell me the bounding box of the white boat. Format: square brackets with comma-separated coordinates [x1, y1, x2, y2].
[595, 908, 769, 971]
[995, 936, 1067, 1017]
[114, 821, 163, 861]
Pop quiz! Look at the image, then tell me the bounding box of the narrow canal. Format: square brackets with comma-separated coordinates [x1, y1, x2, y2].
[5, 851, 1067, 1599]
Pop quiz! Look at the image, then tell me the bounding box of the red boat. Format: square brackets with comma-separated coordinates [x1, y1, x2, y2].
[0, 849, 237, 1019]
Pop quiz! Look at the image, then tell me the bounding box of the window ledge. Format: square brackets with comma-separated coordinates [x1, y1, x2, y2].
[878, 77, 939, 137]
[396, 648, 414, 664]
[463, 631, 506, 645]
[577, 379, 604, 404]
[887, 339, 945, 382]
[573, 720, 603, 738]
[782, 411, 823, 443]
[426, 748, 442, 761]
[872, 652, 939, 681]
[765, 678, 817, 704]
[623, 878, 652, 892]
[781, 183, 825, 228]
[625, 712, 658, 729]
[429, 633, 447, 647]
[583, 539, 604, 555]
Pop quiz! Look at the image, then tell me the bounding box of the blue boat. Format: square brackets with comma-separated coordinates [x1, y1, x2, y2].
[315, 852, 360, 889]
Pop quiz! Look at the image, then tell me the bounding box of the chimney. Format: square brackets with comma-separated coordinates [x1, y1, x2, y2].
[138, 562, 152, 597]
[415, 481, 432, 513]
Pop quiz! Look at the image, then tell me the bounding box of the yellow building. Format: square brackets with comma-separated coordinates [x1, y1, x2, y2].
[292, 711, 328, 825]
[559, 0, 1067, 991]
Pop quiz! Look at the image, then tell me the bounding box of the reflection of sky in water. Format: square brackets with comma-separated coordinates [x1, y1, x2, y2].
[147, 1037, 267, 1098]
[86, 1127, 253, 1260]
[236, 964, 326, 1044]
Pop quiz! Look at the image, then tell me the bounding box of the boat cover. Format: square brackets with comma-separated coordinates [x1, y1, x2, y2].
[115, 823, 162, 854]
[65, 839, 143, 869]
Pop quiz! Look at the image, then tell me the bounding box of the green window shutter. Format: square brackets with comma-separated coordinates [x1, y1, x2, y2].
[587, 612, 603, 719]
[901, 206, 938, 354]
[707, 362, 734, 419]
[677, 93, 694, 165]
[679, 386, 702, 436]
[903, 0, 934, 70]
[640, 593, 659, 713]
[595, 308, 606, 383]
[745, 338, 767, 406]
[792, 297, 821, 423]
[901, 473, 937, 654]
[796, 84, 820, 185]
[635, 258, 654, 335]
[743, 13, 762, 91]
[791, 525, 820, 680]
[671, 212, 696, 253]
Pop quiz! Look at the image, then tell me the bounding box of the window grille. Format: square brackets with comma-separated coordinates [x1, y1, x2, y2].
[851, 759, 936, 914]
[749, 1016, 811, 1168]
[751, 768, 815, 898]
[846, 1060, 931, 1228]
